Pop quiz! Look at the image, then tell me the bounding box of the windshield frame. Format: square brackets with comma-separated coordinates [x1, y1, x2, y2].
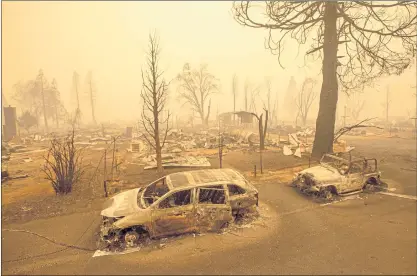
[138, 177, 171, 209]
[320, 154, 351, 175]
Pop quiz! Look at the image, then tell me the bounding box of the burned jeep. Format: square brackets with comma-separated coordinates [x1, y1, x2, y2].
[99, 168, 259, 249]
[292, 154, 382, 199]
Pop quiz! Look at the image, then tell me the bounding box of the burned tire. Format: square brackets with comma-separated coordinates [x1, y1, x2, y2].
[124, 231, 140, 248]
[363, 177, 384, 192]
[96, 238, 109, 251]
[319, 187, 334, 200]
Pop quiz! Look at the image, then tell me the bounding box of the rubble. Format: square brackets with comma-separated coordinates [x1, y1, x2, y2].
[144, 155, 211, 170]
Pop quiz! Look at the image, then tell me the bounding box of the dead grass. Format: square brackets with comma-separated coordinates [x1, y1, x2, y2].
[2, 179, 55, 205]
[244, 164, 314, 184]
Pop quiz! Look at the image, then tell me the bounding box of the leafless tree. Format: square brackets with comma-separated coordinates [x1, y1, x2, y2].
[296, 78, 317, 126]
[13, 74, 66, 130]
[72, 71, 82, 127]
[232, 1, 417, 158]
[263, 77, 274, 125]
[249, 84, 261, 114]
[18, 111, 37, 134]
[347, 91, 366, 121]
[176, 63, 218, 126]
[47, 78, 67, 129]
[334, 117, 382, 143]
[36, 69, 49, 133]
[254, 109, 269, 151]
[42, 130, 85, 195]
[140, 32, 171, 172]
[283, 76, 298, 122]
[86, 71, 97, 125]
[244, 79, 249, 111]
[232, 74, 238, 124]
[272, 87, 280, 126]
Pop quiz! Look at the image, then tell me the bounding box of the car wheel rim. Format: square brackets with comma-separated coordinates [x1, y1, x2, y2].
[125, 232, 138, 247]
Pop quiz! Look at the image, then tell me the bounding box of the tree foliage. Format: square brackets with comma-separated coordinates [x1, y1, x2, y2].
[233, 1, 416, 91]
[232, 1, 416, 158]
[18, 111, 38, 133]
[13, 70, 67, 128]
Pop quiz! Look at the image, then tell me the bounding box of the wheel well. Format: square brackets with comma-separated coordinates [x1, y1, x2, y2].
[326, 185, 338, 195]
[120, 225, 149, 236]
[366, 177, 379, 185]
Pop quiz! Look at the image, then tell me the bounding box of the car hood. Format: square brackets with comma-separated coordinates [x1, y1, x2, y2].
[299, 165, 340, 184]
[101, 188, 141, 218]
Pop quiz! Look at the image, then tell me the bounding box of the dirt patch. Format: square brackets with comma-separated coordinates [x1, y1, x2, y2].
[243, 164, 316, 184]
[1, 140, 306, 225]
[221, 150, 309, 173]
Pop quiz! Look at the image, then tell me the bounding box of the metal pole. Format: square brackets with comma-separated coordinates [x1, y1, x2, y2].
[260, 147, 263, 174]
[111, 137, 116, 181]
[104, 149, 108, 197]
[218, 117, 223, 168]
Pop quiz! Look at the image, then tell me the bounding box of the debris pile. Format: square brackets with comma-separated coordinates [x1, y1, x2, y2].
[143, 154, 211, 170]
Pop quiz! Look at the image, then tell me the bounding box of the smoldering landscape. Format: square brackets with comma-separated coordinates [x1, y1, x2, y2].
[1, 1, 416, 275]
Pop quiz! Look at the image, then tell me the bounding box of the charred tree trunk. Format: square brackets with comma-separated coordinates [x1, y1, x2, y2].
[255, 109, 268, 151]
[89, 78, 97, 125]
[153, 106, 162, 172]
[40, 78, 49, 133]
[55, 102, 59, 128]
[258, 114, 264, 150]
[311, 2, 339, 159]
[302, 114, 307, 126]
[204, 99, 211, 126]
[199, 111, 205, 126]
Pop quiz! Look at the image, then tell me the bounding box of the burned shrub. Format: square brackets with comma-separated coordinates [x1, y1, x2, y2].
[42, 131, 84, 195]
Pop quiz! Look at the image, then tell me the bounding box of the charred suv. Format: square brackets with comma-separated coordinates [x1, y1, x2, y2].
[292, 154, 382, 198]
[99, 168, 258, 248]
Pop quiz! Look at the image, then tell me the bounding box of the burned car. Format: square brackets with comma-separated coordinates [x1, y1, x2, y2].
[292, 154, 382, 198]
[99, 168, 258, 248]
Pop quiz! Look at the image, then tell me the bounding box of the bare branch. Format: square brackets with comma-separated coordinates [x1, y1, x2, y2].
[139, 31, 171, 171]
[176, 63, 219, 125]
[232, 1, 416, 89]
[333, 117, 382, 142]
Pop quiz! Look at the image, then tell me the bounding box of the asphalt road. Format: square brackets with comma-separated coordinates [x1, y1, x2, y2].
[2, 136, 416, 275]
[343, 135, 416, 196]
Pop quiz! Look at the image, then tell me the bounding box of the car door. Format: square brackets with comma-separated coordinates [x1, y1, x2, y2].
[342, 161, 365, 193]
[227, 184, 256, 211]
[151, 188, 196, 238]
[195, 185, 233, 233]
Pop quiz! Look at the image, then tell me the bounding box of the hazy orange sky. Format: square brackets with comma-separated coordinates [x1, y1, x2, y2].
[2, 1, 416, 124]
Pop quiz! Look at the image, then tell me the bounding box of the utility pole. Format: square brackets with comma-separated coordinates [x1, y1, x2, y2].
[103, 149, 108, 197]
[385, 86, 390, 125]
[73, 71, 81, 127]
[52, 79, 59, 129]
[111, 137, 116, 182]
[88, 72, 97, 125]
[218, 114, 223, 168]
[38, 70, 49, 133]
[342, 104, 349, 127]
[74, 72, 80, 111]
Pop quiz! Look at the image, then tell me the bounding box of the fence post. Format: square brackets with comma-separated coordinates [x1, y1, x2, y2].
[104, 149, 108, 197]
